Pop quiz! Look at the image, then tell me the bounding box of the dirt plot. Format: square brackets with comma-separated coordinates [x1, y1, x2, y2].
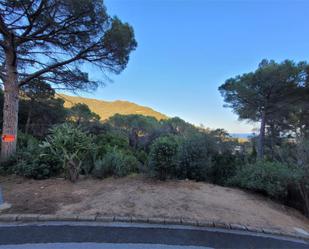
[1, 175, 309, 235]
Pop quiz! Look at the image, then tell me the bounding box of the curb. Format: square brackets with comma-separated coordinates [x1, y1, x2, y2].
[0, 214, 307, 241]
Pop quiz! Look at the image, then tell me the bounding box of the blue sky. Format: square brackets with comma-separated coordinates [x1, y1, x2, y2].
[70, 0, 309, 133]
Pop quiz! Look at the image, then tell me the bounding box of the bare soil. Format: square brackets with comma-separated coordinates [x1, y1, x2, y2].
[1, 175, 309, 235]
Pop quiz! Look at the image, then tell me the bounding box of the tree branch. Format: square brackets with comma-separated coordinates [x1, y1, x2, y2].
[0, 14, 10, 38]
[18, 49, 90, 87]
[20, 0, 47, 38]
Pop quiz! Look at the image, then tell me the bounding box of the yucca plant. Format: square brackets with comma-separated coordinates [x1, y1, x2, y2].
[40, 123, 94, 182]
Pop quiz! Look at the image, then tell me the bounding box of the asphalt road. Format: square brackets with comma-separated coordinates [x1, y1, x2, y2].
[0, 243, 209, 249]
[0, 222, 308, 249]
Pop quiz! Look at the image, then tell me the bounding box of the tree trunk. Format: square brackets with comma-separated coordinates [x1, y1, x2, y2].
[1, 57, 19, 161]
[129, 128, 138, 149]
[269, 122, 275, 160]
[298, 182, 309, 217]
[257, 111, 266, 160]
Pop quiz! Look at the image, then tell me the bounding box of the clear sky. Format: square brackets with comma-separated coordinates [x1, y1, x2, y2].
[72, 0, 309, 133]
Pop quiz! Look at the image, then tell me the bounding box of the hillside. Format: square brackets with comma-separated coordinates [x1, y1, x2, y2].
[57, 94, 168, 121]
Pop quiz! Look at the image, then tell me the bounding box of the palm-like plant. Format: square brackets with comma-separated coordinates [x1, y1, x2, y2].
[40, 123, 94, 182]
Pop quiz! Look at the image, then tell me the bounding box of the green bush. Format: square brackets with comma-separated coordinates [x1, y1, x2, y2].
[134, 149, 148, 165]
[282, 139, 309, 216]
[229, 161, 293, 198]
[148, 136, 179, 180]
[40, 123, 94, 182]
[17, 131, 40, 149]
[293, 165, 309, 216]
[210, 154, 239, 185]
[96, 132, 129, 148]
[14, 137, 61, 179]
[92, 147, 139, 178]
[0, 132, 61, 179]
[14, 160, 53, 179]
[95, 132, 130, 156]
[177, 135, 214, 181]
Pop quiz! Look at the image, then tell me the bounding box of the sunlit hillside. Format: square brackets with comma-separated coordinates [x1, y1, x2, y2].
[57, 94, 168, 121]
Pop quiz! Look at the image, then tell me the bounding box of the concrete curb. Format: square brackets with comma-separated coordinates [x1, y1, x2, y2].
[0, 214, 307, 241]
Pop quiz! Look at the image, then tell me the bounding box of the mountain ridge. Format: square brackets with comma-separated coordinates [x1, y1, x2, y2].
[57, 93, 168, 121]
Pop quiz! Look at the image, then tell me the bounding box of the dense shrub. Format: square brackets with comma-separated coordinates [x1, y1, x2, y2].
[134, 149, 148, 165]
[92, 147, 139, 178]
[148, 136, 179, 180]
[285, 139, 309, 216]
[293, 166, 309, 216]
[229, 161, 293, 199]
[147, 133, 239, 182]
[176, 135, 213, 181]
[41, 123, 94, 181]
[0, 132, 36, 174]
[95, 132, 130, 156]
[0, 132, 61, 179]
[14, 135, 61, 179]
[210, 154, 239, 185]
[14, 158, 57, 179]
[17, 131, 40, 149]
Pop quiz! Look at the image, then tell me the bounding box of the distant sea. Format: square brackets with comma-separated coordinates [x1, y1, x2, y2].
[230, 133, 252, 139]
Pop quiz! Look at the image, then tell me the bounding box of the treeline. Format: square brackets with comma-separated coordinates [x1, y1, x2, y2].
[219, 59, 309, 159]
[219, 59, 309, 217]
[1, 59, 309, 218]
[0, 81, 245, 187]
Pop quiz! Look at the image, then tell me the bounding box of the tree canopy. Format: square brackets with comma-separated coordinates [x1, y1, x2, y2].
[0, 0, 137, 89]
[219, 59, 308, 159]
[68, 103, 100, 125]
[0, 0, 137, 159]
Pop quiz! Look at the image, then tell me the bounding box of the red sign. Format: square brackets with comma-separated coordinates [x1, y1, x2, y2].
[2, 134, 16, 142]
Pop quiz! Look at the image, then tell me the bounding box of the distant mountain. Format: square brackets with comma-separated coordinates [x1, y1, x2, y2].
[58, 94, 168, 121]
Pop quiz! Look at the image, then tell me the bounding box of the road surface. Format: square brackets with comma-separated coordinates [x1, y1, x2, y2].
[0, 222, 307, 249]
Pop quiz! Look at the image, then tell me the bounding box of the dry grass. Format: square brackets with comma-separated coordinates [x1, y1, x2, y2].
[1, 175, 309, 235]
